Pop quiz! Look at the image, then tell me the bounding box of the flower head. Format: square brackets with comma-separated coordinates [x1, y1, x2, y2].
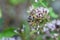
[28, 6, 50, 26]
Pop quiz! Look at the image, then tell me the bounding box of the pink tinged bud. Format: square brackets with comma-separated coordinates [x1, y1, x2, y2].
[39, 9, 43, 13]
[38, 7, 44, 13]
[39, 14, 43, 17]
[44, 8, 49, 14]
[35, 9, 38, 13]
[35, 9, 40, 13]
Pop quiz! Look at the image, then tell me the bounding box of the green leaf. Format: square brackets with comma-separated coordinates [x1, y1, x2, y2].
[9, 0, 25, 5]
[50, 12, 58, 18]
[49, 7, 58, 18]
[0, 27, 16, 38]
[33, 2, 41, 8]
[23, 20, 30, 40]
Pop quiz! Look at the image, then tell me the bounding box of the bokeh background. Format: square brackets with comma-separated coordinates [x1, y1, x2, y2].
[0, 0, 60, 40]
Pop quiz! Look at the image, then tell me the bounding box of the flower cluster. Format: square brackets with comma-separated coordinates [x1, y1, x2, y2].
[28, 6, 50, 26]
[44, 19, 60, 31]
[42, 19, 60, 40]
[30, 19, 60, 35]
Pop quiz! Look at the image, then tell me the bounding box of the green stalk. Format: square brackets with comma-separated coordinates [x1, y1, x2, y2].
[23, 20, 30, 40]
[40, 1, 47, 7]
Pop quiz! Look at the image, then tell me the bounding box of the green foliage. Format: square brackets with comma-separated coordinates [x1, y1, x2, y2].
[0, 0, 59, 40]
[30, 30, 37, 35]
[36, 35, 42, 40]
[23, 0, 59, 40]
[49, 7, 58, 18]
[32, 0, 58, 19]
[33, 0, 47, 8]
[0, 27, 16, 38]
[0, 18, 4, 27]
[23, 20, 30, 40]
[9, 0, 25, 5]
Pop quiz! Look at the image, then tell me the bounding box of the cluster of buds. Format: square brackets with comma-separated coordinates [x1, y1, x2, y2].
[27, 6, 60, 40]
[28, 6, 50, 26]
[44, 19, 60, 31]
[42, 19, 60, 40]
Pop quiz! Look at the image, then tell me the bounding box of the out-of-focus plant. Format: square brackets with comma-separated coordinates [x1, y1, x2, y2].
[31, 0, 59, 19]
[49, 7, 58, 19]
[28, 6, 50, 26]
[9, 0, 25, 6]
[0, 27, 16, 38]
[26, 0, 59, 40]
[0, 0, 59, 40]
[27, 5, 50, 40]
